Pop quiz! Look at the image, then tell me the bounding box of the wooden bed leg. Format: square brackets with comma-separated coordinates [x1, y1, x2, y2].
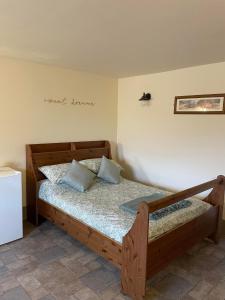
[121, 202, 149, 300]
[207, 175, 225, 244]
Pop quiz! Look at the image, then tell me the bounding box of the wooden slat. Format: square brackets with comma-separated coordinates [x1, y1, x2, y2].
[32, 151, 74, 181]
[75, 148, 109, 160]
[38, 199, 122, 268]
[147, 178, 219, 213]
[33, 151, 74, 167]
[29, 142, 71, 153]
[74, 140, 106, 149]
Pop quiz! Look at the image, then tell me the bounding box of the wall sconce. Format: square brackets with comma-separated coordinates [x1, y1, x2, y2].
[139, 93, 151, 101]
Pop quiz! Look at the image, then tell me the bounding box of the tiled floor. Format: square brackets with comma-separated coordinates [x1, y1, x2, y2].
[0, 221, 225, 300]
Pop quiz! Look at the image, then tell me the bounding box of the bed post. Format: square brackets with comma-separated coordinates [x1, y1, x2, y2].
[121, 202, 149, 300]
[207, 175, 225, 243]
[26, 145, 38, 225]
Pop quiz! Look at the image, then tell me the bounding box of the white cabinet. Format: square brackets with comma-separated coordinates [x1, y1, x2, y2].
[0, 167, 23, 245]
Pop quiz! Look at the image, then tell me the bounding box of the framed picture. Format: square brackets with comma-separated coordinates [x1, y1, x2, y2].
[174, 94, 225, 114]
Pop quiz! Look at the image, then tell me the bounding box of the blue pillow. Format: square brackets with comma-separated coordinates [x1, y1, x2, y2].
[97, 156, 121, 184]
[61, 160, 96, 192]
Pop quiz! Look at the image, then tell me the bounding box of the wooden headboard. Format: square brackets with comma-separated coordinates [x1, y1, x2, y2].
[26, 140, 111, 224]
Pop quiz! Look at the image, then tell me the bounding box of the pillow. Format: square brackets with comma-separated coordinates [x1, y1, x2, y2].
[80, 157, 123, 174]
[111, 160, 123, 171]
[97, 156, 121, 184]
[39, 163, 71, 184]
[61, 160, 96, 192]
[79, 158, 102, 174]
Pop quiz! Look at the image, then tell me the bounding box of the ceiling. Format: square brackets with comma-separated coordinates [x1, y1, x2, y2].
[0, 0, 225, 77]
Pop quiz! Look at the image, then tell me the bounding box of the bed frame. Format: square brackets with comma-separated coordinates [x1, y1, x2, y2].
[26, 140, 225, 300]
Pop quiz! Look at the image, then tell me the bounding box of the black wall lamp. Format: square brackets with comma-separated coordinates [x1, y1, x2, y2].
[139, 93, 151, 101]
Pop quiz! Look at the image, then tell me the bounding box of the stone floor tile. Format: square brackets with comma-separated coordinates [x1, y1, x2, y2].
[0, 245, 11, 254]
[182, 295, 195, 300]
[0, 250, 17, 265]
[202, 260, 225, 285]
[39, 296, 56, 300]
[27, 287, 49, 300]
[188, 280, 214, 299]
[218, 238, 225, 251]
[34, 261, 77, 291]
[0, 266, 9, 279]
[77, 252, 98, 265]
[10, 261, 39, 277]
[7, 256, 35, 271]
[1, 221, 225, 300]
[61, 259, 89, 278]
[206, 279, 225, 300]
[0, 286, 31, 300]
[51, 279, 84, 298]
[86, 259, 102, 271]
[213, 248, 225, 260]
[97, 281, 121, 299]
[153, 273, 193, 299]
[0, 276, 20, 293]
[186, 241, 208, 256]
[60, 249, 86, 264]
[96, 257, 118, 272]
[80, 267, 119, 293]
[17, 273, 41, 292]
[0, 272, 13, 287]
[34, 246, 66, 264]
[0, 260, 4, 268]
[148, 268, 170, 286]
[74, 287, 100, 300]
[168, 264, 201, 285]
[53, 236, 75, 249]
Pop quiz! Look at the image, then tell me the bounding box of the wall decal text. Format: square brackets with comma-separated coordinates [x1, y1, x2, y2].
[44, 98, 95, 106]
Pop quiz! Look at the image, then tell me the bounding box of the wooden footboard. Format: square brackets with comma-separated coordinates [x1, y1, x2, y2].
[121, 176, 225, 300]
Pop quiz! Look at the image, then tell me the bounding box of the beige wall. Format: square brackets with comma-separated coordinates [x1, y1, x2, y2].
[1, 56, 225, 216]
[117, 62, 225, 216]
[0, 57, 117, 206]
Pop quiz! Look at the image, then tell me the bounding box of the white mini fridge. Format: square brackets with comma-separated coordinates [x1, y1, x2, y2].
[0, 167, 23, 245]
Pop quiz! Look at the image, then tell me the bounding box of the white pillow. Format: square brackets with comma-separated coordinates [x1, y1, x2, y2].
[79, 158, 102, 174]
[39, 163, 71, 184]
[80, 157, 123, 174]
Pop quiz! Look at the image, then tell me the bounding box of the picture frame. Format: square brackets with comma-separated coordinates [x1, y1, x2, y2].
[174, 94, 225, 114]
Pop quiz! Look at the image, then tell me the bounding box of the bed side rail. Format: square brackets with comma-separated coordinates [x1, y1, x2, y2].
[121, 175, 225, 300]
[147, 175, 224, 213]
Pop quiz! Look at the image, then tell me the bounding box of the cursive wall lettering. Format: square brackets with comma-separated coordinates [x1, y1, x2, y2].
[44, 98, 95, 106]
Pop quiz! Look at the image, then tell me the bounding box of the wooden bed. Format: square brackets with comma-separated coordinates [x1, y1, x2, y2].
[26, 140, 225, 300]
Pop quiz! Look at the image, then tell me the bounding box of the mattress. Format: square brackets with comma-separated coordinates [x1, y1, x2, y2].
[39, 177, 211, 244]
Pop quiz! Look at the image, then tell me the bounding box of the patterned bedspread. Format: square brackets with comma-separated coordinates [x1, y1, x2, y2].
[39, 177, 211, 243]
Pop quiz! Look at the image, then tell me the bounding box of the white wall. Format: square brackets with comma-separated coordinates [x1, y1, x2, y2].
[0, 57, 118, 206]
[117, 62, 225, 210]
